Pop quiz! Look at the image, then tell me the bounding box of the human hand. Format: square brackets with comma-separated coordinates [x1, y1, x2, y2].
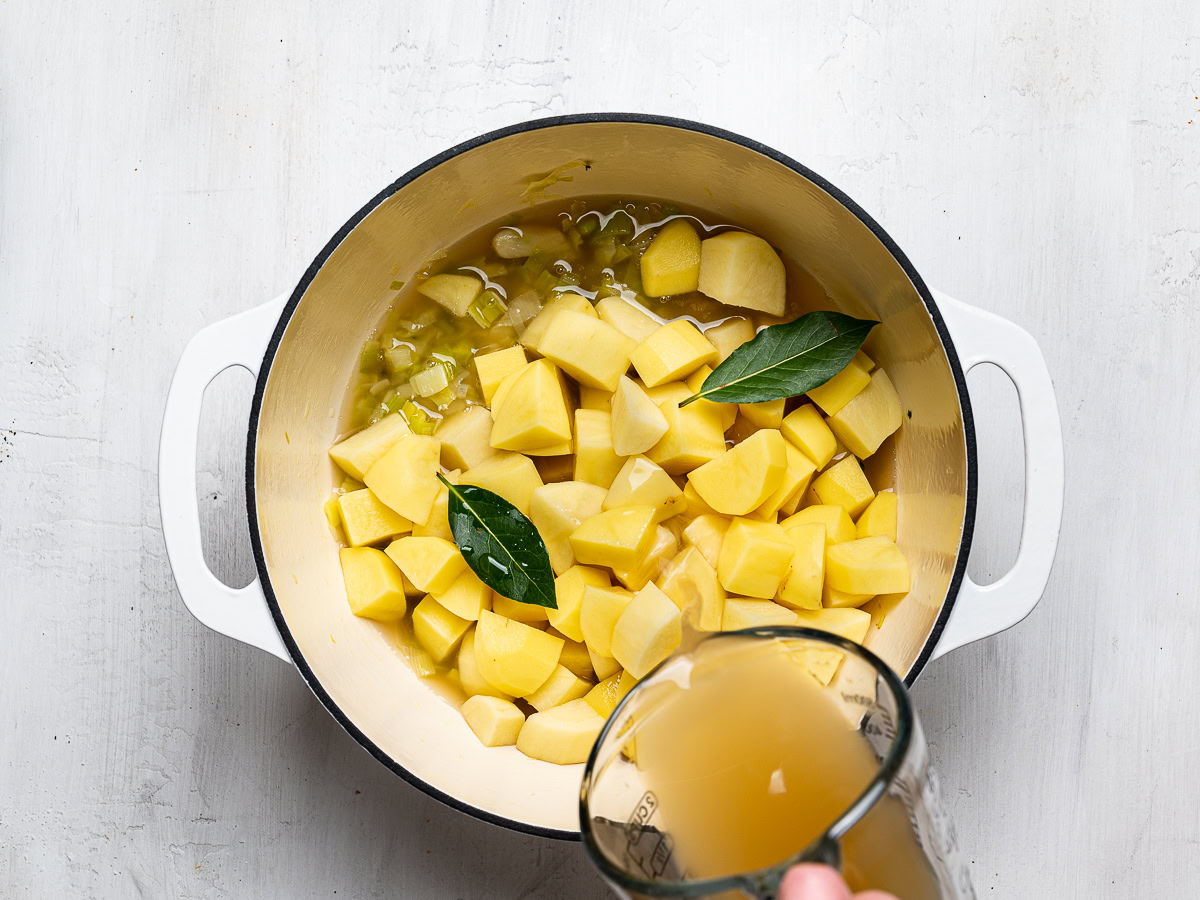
[777, 863, 898, 900]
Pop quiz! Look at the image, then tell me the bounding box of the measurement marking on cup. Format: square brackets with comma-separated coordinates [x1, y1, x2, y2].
[624, 791, 675, 879]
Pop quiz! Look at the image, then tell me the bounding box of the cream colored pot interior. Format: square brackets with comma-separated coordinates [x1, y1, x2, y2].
[251, 120, 970, 835]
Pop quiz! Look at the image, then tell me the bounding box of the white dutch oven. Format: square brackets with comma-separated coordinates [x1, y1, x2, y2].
[159, 115, 1064, 840]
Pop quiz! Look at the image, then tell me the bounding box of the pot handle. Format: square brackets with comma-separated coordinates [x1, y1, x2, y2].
[928, 290, 1064, 660]
[159, 296, 292, 663]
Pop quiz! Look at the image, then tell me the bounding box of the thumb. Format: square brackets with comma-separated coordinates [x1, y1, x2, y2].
[777, 864, 853, 900]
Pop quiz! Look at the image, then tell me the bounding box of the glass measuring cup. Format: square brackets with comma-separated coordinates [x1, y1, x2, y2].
[579, 628, 974, 899]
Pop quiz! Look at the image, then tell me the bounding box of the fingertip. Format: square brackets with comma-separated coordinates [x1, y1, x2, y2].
[778, 863, 854, 900]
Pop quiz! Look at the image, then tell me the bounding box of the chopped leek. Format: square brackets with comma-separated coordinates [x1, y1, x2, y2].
[410, 361, 450, 398]
[359, 340, 383, 373]
[521, 251, 549, 283]
[383, 344, 413, 374]
[468, 289, 508, 328]
[401, 400, 438, 435]
[576, 216, 599, 238]
[599, 211, 633, 238]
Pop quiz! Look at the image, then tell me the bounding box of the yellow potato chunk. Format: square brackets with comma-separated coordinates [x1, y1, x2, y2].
[412, 468, 455, 541]
[585, 670, 638, 718]
[752, 440, 817, 521]
[825, 536, 911, 595]
[538, 310, 637, 391]
[339, 547, 409, 621]
[777, 523, 825, 611]
[579, 585, 634, 658]
[827, 369, 904, 459]
[578, 385, 614, 412]
[781, 504, 857, 546]
[363, 434, 441, 524]
[688, 429, 788, 516]
[491, 593, 549, 623]
[612, 583, 683, 678]
[697, 232, 785, 316]
[644, 380, 692, 408]
[823, 584, 874, 609]
[684, 366, 737, 430]
[596, 296, 660, 343]
[329, 413, 411, 480]
[856, 491, 898, 541]
[461, 451, 544, 516]
[530, 481, 608, 575]
[854, 349, 875, 372]
[551, 630, 596, 679]
[807, 358, 872, 416]
[611, 375, 669, 456]
[640, 219, 702, 297]
[683, 481, 717, 518]
[412, 595, 472, 663]
[573, 409, 625, 488]
[792, 607, 871, 644]
[738, 399, 786, 430]
[474, 609, 564, 696]
[781, 404, 838, 469]
[431, 568, 492, 621]
[603, 456, 684, 523]
[812, 456, 875, 518]
[703, 316, 756, 361]
[458, 629, 512, 700]
[722, 599, 799, 630]
[588, 648, 621, 680]
[384, 536, 466, 595]
[612, 525, 678, 592]
[337, 489, 412, 547]
[569, 506, 658, 570]
[630, 320, 718, 387]
[646, 398, 726, 475]
[490, 359, 572, 453]
[717, 518, 795, 599]
[460, 695, 524, 747]
[516, 698, 605, 765]
[657, 545, 726, 632]
[519, 293, 598, 355]
[474, 346, 527, 406]
[437, 405, 495, 470]
[417, 273, 482, 316]
[682, 514, 730, 569]
[523, 663, 592, 712]
[790, 648, 846, 686]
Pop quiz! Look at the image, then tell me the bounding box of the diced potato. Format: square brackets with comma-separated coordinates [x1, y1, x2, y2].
[385, 536, 467, 595]
[792, 607, 871, 644]
[579, 585, 634, 658]
[825, 536, 911, 595]
[630, 320, 718, 387]
[538, 310, 637, 391]
[612, 583, 683, 678]
[697, 232, 785, 316]
[573, 409, 625, 488]
[688, 429, 788, 516]
[854, 349, 875, 372]
[363, 434, 442, 524]
[578, 385, 613, 412]
[703, 316, 756, 361]
[337, 489, 412, 547]
[417, 273, 482, 316]
[738, 399, 786, 430]
[781, 504, 857, 546]
[490, 359, 572, 453]
[492, 593, 549, 623]
[684, 366, 737, 430]
[722, 599, 799, 630]
[474, 610, 564, 696]
[520, 293, 598, 355]
[682, 514, 730, 569]
[856, 491, 898, 541]
[807, 358, 872, 415]
[752, 440, 817, 521]
[640, 219, 701, 297]
[458, 629, 512, 700]
[603, 456, 684, 522]
[530, 481, 608, 575]
[725, 413, 762, 445]
[657, 545, 725, 632]
[823, 584, 874, 609]
[412, 595, 472, 662]
[533, 453, 574, 484]
[437, 405, 495, 470]
[584, 670, 638, 718]
[612, 525, 678, 592]
[643, 381, 693, 408]
[461, 451, 544, 516]
[717, 518, 795, 599]
[646, 398, 727, 475]
[781, 404, 837, 469]
[474, 346, 528, 406]
[339, 547, 409, 621]
[790, 648, 846, 686]
[777, 523, 825, 611]
[812, 456, 875, 518]
[552, 630, 596, 679]
[516, 698, 605, 765]
[827, 369, 904, 459]
[329, 413, 411, 480]
[683, 481, 717, 518]
[569, 506, 658, 570]
[432, 568, 492, 621]
[588, 648, 621, 680]
[523, 663, 592, 712]
[492, 224, 571, 259]
[611, 375, 669, 456]
[596, 296, 660, 343]
[412, 469, 456, 540]
[460, 695, 524, 747]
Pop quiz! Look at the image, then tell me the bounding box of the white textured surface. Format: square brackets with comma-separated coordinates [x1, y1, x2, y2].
[2, 1, 1198, 896]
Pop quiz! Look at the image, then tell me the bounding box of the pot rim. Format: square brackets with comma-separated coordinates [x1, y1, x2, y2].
[244, 112, 979, 842]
